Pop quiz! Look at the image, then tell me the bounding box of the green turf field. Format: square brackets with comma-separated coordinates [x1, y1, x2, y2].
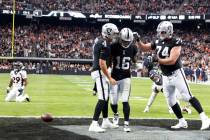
[0, 74, 209, 119]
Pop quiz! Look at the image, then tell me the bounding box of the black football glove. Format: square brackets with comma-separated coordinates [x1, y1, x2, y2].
[6, 87, 10, 94]
[18, 86, 24, 95]
[133, 32, 141, 42]
[152, 54, 159, 62]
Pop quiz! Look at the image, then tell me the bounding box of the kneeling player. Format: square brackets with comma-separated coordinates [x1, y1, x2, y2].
[144, 69, 191, 114]
[6, 62, 30, 102]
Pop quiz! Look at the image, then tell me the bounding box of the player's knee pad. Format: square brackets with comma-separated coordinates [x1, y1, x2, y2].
[97, 89, 109, 101]
[179, 92, 192, 102]
[121, 90, 130, 102]
[166, 96, 177, 107]
[122, 95, 129, 102]
[110, 94, 118, 105]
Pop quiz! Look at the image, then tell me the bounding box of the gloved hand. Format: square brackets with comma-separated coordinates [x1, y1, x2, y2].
[133, 32, 141, 42]
[152, 54, 159, 62]
[18, 86, 25, 94]
[6, 87, 10, 94]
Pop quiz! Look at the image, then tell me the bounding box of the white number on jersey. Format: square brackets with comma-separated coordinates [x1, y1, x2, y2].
[156, 46, 169, 57]
[116, 56, 131, 70]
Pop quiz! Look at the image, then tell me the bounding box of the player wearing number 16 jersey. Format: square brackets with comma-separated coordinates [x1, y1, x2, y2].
[110, 28, 138, 132]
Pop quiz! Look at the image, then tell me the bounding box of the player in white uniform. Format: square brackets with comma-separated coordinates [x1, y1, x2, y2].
[144, 69, 192, 114]
[6, 62, 30, 102]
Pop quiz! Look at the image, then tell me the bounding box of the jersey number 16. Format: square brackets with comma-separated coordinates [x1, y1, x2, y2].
[116, 56, 130, 70]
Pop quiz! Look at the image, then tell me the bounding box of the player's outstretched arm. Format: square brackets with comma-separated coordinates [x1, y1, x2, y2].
[136, 41, 153, 51]
[6, 79, 13, 93]
[133, 32, 152, 51]
[158, 46, 181, 65]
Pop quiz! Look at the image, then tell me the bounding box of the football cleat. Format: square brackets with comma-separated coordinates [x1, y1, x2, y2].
[201, 118, 210, 130]
[124, 124, 131, 132]
[171, 120, 188, 129]
[113, 113, 119, 125]
[89, 121, 105, 133]
[102, 118, 119, 129]
[144, 106, 150, 113]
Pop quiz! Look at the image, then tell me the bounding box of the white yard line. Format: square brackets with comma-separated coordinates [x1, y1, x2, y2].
[62, 76, 93, 92]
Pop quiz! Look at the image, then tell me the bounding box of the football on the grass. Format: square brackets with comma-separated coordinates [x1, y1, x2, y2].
[41, 113, 53, 122]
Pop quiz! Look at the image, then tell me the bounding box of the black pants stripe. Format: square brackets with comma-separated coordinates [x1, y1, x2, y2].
[99, 70, 106, 100]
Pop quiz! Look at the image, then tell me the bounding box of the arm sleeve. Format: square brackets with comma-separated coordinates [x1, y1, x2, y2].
[132, 45, 138, 63]
[21, 71, 27, 79]
[99, 45, 110, 61]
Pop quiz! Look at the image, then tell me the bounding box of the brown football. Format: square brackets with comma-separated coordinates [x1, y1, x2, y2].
[41, 113, 53, 122]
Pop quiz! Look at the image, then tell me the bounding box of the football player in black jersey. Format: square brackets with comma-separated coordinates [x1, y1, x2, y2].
[89, 23, 119, 133]
[109, 28, 138, 132]
[136, 21, 210, 130]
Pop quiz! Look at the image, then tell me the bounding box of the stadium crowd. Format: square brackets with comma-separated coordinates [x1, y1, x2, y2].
[0, 23, 209, 81]
[0, 0, 209, 79]
[0, 0, 210, 14]
[0, 24, 98, 59]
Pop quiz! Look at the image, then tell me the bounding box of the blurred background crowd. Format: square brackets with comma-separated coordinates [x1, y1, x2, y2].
[0, 0, 209, 82]
[1, 0, 210, 15]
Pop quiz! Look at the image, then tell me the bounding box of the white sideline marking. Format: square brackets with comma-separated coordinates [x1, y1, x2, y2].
[63, 76, 93, 92]
[78, 84, 93, 87]
[84, 88, 92, 91]
[129, 96, 147, 100]
[72, 81, 92, 84]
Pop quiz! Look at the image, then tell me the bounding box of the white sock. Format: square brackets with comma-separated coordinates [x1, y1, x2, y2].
[92, 120, 98, 124]
[200, 112, 208, 120]
[103, 118, 108, 122]
[124, 121, 129, 125]
[179, 118, 186, 123]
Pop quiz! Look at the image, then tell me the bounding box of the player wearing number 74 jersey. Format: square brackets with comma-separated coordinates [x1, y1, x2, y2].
[135, 21, 210, 130]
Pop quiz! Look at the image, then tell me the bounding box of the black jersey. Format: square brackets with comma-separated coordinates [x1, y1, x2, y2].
[111, 43, 138, 81]
[92, 37, 111, 71]
[151, 37, 182, 76]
